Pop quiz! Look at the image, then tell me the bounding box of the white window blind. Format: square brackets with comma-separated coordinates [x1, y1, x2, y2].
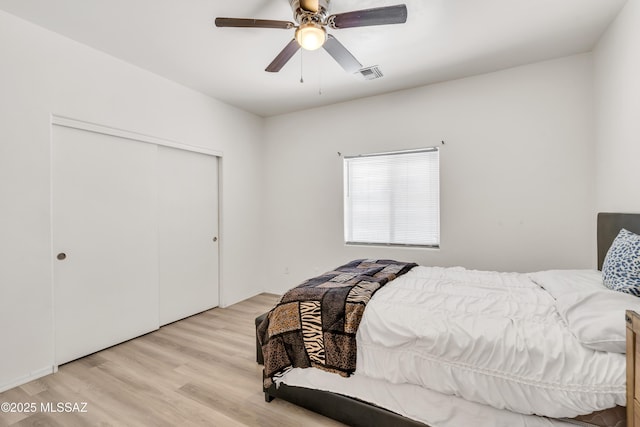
[344, 148, 440, 247]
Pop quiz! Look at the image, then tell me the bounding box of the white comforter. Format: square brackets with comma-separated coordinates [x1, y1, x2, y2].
[355, 267, 627, 418]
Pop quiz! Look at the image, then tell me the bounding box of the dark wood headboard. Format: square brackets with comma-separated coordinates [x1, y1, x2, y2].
[597, 212, 640, 270]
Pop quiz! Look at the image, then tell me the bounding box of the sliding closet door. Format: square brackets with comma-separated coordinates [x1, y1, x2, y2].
[158, 146, 219, 326]
[52, 126, 159, 365]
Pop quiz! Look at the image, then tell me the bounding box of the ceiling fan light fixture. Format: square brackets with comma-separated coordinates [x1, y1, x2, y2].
[295, 23, 326, 50]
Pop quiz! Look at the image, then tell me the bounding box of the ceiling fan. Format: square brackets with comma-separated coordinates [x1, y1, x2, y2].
[215, 0, 408, 74]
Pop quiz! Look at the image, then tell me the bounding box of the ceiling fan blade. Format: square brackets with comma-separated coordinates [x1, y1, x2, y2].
[215, 17, 294, 29]
[328, 4, 408, 29]
[322, 34, 362, 74]
[266, 39, 301, 72]
[300, 0, 319, 13]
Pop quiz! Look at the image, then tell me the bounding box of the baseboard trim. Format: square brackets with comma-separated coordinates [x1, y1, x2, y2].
[0, 366, 54, 393]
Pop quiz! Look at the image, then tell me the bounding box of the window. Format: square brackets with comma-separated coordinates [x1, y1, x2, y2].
[343, 148, 440, 247]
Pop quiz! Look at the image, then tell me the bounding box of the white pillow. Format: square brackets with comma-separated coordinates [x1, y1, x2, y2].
[556, 288, 640, 353]
[529, 269, 640, 353]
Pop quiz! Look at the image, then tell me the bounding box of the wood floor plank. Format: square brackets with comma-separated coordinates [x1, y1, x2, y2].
[0, 294, 345, 426]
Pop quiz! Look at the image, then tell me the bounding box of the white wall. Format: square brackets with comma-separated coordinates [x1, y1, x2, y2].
[0, 10, 263, 391]
[594, 0, 640, 212]
[262, 55, 596, 293]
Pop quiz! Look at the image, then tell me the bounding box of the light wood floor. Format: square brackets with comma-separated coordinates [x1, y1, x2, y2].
[0, 294, 345, 427]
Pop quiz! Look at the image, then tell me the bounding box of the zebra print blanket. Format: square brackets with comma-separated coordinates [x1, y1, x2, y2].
[257, 259, 417, 381]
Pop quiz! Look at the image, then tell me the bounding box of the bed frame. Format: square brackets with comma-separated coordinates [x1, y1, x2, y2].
[628, 310, 640, 427]
[257, 212, 640, 427]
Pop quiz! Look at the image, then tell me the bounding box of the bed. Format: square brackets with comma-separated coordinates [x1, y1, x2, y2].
[256, 212, 640, 427]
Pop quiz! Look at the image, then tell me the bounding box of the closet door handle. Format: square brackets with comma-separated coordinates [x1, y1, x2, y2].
[212, 237, 218, 242]
[57, 253, 67, 260]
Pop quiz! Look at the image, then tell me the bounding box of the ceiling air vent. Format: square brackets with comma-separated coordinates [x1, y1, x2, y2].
[357, 66, 383, 80]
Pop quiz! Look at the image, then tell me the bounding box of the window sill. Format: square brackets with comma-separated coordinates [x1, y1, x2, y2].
[345, 242, 440, 250]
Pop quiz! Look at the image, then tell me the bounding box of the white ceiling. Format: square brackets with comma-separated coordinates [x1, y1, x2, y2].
[0, 0, 627, 117]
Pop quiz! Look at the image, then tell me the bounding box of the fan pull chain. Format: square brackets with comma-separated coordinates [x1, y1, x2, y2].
[300, 50, 304, 84]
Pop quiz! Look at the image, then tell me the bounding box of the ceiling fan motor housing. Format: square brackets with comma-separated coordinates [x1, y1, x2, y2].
[289, 0, 330, 23]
